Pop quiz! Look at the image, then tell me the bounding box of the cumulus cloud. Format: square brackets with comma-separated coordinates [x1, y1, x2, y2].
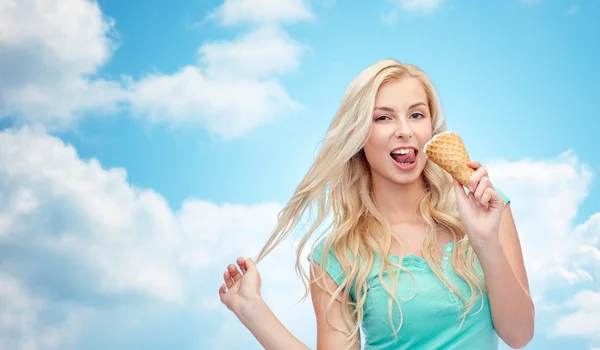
[487, 151, 600, 348]
[382, 0, 444, 25]
[127, 0, 312, 140]
[0, 0, 125, 129]
[1, 125, 599, 349]
[0, 0, 311, 140]
[206, 0, 314, 26]
[398, 0, 445, 12]
[554, 290, 600, 339]
[0, 272, 82, 350]
[0, 126, 317, 349]
[127, 26, 306, 140]
[385, 0, 445, 15]
[487, 151, 597, 296]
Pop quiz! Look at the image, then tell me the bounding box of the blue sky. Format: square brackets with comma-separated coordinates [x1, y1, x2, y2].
[0, 0, 599, 349]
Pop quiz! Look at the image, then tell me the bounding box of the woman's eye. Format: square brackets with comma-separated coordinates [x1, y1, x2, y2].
[410, 113, 424, 119]
[376, 115, 391, 121]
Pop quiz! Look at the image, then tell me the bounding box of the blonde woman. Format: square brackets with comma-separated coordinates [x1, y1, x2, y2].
[218, 59, 535, 349]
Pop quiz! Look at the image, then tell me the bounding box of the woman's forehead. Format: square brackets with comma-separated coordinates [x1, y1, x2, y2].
[375, 79, 429, 109]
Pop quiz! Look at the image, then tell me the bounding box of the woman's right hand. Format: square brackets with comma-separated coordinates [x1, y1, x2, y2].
[218, 257, 263, 318]
[218, 257, 312, 350]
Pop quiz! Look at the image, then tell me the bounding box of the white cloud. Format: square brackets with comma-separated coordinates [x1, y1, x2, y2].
[2, 125, 600, 348]
[382, 0, 444, 24]
[0, 125, 316, 349]
[487, 151, 600, 346]
[0, 272, 82, 350]
[0, 0, 312, 140]
[3, 120, 600, 349]
[0, 0, 125, 129]
[207, 0, 314, 26]
[554, 290, 600, 339]
[393, 0, 445, 13]
[198, 26, 307, 79]
[1, 125, 181, 302]
[549, 214, 600, 345]
[488, 151, 595, 289]
[127, 26, 306, 140]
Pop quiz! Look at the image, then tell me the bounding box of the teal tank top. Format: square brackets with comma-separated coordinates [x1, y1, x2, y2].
[308, 189, 510, 349]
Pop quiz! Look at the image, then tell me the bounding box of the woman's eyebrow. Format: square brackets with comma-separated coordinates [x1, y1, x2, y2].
[373, 101, 427, 112]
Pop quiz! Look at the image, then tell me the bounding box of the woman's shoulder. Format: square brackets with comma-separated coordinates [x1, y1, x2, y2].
[307, 237, 347, 285]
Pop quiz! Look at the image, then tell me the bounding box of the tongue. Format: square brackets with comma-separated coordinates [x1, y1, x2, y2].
[392, 152, 416, 163]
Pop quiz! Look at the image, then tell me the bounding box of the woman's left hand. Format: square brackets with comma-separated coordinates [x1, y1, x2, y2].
[453, 160, 504, 248]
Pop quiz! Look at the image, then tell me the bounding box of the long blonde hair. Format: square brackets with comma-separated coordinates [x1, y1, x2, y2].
[254, 59, 486, 348]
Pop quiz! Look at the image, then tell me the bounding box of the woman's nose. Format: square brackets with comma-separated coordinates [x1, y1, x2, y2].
[394, 121, 413, 138]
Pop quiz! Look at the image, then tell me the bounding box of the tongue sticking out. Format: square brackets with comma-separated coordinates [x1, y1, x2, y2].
[391, 151, 416, 164]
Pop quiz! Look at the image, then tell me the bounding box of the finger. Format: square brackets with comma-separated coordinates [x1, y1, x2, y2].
[468, 166, 489, 193]
[219, 283, 227, 305]
[237, 257, 247, 274]
[481, 187, 494, 210]
[488, 188, 504, 210]
[228, 264, 243, 283]
[453, 178, 468, 201]
[474, 176, 491, 203]
[246, 257, 256, 271]
[467, 160, 482, 170]
[223, 270, 234, 289]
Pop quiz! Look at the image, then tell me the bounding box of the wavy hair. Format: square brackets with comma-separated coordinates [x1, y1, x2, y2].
[254, 59, 486, 348]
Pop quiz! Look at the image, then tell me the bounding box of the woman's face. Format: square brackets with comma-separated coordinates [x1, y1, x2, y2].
[363, 77, 433, 186]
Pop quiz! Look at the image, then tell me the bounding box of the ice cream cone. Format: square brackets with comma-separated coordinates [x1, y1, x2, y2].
[423, 131, 474, 188]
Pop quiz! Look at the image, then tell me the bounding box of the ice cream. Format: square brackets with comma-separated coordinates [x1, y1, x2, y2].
[423, 131, 474, 188]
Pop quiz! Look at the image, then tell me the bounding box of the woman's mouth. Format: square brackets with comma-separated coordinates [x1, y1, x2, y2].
[390, 148, 418, 170]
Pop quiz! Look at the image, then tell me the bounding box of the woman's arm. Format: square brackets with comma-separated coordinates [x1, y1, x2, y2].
[474, 204, 535, 349]
[219, 258, 358, 350]
[310, 262, 361, 350]
[235, 294, 311, 350]
[455, 162, 535, 349]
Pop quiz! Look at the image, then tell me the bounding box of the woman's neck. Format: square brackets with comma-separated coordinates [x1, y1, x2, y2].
[371, 175, 428, 226]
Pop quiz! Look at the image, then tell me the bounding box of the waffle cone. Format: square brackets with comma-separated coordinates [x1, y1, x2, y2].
[423, 131, 474, 188]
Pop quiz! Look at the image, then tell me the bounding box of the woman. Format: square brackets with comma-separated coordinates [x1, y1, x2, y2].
[218, 59, 535, 349]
